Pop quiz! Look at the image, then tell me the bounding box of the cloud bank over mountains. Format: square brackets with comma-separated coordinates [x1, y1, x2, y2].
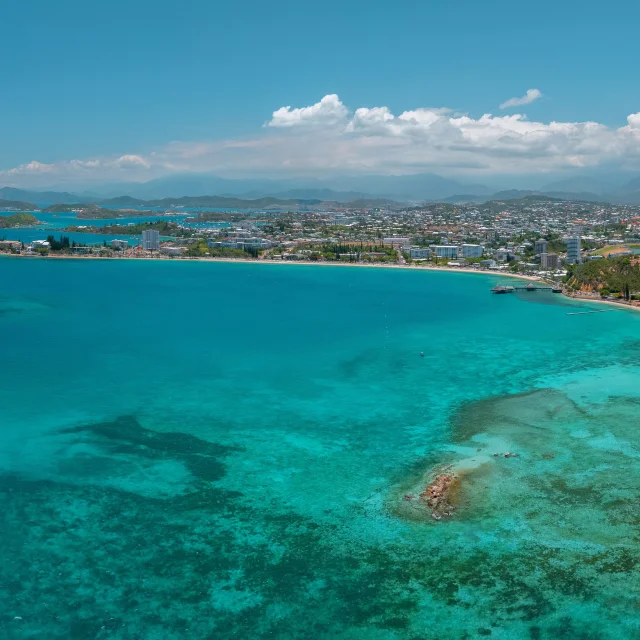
[3, 93, 640, 187]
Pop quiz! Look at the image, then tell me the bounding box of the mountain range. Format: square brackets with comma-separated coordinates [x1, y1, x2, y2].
[4, 171, 640, 206]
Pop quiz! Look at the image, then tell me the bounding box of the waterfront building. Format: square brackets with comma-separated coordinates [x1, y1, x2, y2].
[433, 245, 459, 259]
[111, 239, 129, 250]
[238, 238, 273, 249]
[461, 244, 483, 258]
[410, 247, 431, 259]
[160, 246, 184, 256]
[142, 229, 160, 251]
[540, 253, 559, 269]
[383, 237, 411, 249]
[534, 239, 548, 255]
[0, 240, 21, 250]
[566, 236, 582, 264]
[29, 240, 50, 251]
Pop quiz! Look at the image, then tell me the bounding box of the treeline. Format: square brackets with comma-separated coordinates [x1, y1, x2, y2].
[184, 240, 256, 259]
[65, 221, 178, 235]
[45, 235, 90, 251]
[566, 256, 640, 297]
[0, 213, 40, 228]
[302, 242, 398, 261]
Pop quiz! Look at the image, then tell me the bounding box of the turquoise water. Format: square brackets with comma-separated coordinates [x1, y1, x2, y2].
[0, 259, 638, 639]
[0, 211, 229, 245]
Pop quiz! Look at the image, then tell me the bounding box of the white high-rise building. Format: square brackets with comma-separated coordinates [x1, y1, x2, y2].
[462, 244, 483, 258]
[566, 236, 582, 264]
[409, 247, 431, 259]
[433, 245, 459, 259]
[142, 229, 160, 251]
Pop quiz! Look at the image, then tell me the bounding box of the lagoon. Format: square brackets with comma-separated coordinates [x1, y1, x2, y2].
[0, 259, 638, 639]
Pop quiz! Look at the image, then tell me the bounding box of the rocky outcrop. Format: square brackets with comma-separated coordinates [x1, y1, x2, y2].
[400, 470, 459, 521]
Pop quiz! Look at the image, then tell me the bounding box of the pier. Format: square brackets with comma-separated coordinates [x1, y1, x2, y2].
[491, 284, 563, 294]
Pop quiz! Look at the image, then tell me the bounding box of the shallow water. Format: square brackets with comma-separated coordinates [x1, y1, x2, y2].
[0, 260, 638, 639]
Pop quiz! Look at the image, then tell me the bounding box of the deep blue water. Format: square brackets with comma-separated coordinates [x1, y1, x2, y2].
[0, 259, 638, 639]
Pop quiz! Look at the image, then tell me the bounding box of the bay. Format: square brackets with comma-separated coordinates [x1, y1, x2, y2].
[0, 259, 638, 639]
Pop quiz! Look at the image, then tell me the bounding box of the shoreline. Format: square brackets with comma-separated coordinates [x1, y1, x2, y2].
[0, 251, 541, 281]
[4, 252, 640, 313]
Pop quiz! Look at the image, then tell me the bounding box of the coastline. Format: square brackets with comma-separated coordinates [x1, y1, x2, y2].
[4, 251, 640, 313]
[0, 252, 541, 281]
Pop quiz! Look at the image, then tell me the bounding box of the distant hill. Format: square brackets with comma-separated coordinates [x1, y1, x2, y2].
[541, 176, 614, 194]
[100, 196, 148, 206]
[71, 172, 497, 201]
[439, 194, 487, 204]
[0, 212, 40, 228]
[612, 189, 640, 204]
[43, 203, 99, 213]
[330, 198, 400, 208]
[440, 189, 607, 205]
[8, 170, 640, 209]
[43, 203, 154, 219]
[0, 187, 94, 205]
[0, 198, 40, 210]
[490, 190, 540, 200]
[265, 188, 374, 201]
[616, 176, 640, 193]
[139, 195, 317, 209]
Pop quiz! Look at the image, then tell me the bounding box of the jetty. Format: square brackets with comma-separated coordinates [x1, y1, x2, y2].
[491, 284, 562, 294]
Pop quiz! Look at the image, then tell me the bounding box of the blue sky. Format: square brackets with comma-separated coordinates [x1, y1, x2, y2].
[2, 0, 640, 186]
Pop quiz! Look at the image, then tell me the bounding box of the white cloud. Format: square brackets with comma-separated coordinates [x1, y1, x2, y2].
[3, 94, 640, 187]
[267, 94, 348, 127]
[626, 112, 640, 129]
[499, 88, 543, 110]
[0, 155, 155, 187]
[6, 160, 55, 175]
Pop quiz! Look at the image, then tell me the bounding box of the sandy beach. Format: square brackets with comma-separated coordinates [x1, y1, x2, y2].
[0, 251, 542, 281]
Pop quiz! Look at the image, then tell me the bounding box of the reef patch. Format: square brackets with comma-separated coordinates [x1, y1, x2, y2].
[59, 415, 241, 483]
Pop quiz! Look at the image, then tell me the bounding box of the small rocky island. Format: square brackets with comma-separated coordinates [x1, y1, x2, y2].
[398, 467, 460, 521]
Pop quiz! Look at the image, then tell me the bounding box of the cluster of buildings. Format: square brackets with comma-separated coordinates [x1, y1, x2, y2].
[5, 194, 639, 268]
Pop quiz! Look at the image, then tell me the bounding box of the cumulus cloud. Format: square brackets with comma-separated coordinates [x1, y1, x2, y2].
[499, 88, 543, 110]
[3, 94, 640, 187]
[267, 94, 349, 127]
[626, 112, 640, 129]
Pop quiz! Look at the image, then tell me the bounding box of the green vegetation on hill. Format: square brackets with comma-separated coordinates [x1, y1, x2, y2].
[566, 256, 640, 296]
[0, 213, 40, 228]
[64, 221, 179, 235]
[44, 203, 96, 213]
[185, 240, 256, 259]
[44, 203, 153, 219]
[0, 199, 39, 211]
[145, 196, 310, 209]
